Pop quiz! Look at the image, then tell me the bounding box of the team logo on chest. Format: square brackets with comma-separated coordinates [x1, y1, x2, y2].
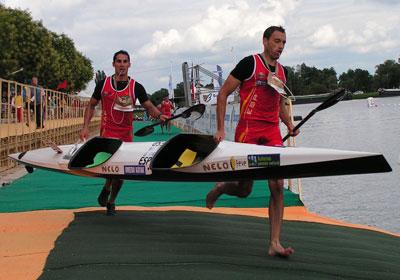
[256, 72, 267, 87]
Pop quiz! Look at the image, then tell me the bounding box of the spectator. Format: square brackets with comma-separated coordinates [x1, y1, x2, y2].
[29, 77, 45, 129]
[11, 89, 24, 123]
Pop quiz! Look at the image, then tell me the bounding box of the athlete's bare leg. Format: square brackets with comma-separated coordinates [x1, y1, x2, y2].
[206, 180, 253, 209]
[104, 178, 112, 191]
[267, 179, 294, 257]
[104, 179, 123, 215]
[97, 179, 112, 207]
[108, 179, 123, 204]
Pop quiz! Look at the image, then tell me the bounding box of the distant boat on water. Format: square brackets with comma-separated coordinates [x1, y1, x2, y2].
[378, 88, 400, 97]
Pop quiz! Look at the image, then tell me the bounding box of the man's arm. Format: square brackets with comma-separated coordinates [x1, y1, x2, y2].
[79, 97, 99, 140]
[214, 75, 241, 142]
[279, 98, 298, 138]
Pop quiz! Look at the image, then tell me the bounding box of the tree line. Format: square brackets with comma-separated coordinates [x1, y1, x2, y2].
[286, 60, 400, 96]
[0, 5, 93, 92]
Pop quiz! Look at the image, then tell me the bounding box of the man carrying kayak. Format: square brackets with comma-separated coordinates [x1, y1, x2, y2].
[206, 26, 299, 257]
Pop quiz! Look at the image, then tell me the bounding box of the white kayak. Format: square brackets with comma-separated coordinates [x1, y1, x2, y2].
[9, 134, 391, 181]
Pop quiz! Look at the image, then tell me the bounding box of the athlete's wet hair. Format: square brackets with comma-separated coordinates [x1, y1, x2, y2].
[113, 50, 130, 62]
[263, 26, 285, 39]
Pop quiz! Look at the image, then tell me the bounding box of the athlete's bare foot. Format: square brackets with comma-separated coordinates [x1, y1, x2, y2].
[206, 183, 223, 209]
[268, 243, 295, 258]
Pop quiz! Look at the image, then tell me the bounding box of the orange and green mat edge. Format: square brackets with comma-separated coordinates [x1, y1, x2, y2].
[1, 122, 399, 280]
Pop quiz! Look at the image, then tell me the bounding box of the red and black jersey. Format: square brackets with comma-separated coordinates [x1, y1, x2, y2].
[160, 100, 173, 117]
[234, 54, 286, 123]
[98, 76, 137, 142]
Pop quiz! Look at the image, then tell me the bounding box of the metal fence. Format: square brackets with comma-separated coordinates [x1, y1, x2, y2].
[0, 78, 100, 172]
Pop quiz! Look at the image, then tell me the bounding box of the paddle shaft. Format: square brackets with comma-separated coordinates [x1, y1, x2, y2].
[135, 104, 206, 136]
[144, 104, 205, 129]
[146, 112, 183, 129]
[282, 89, 346, 142]
[282, 109, 316, 142]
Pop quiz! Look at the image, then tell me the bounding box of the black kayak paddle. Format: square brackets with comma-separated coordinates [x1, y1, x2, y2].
[282, 88, 347, 142]
[135, 104, 206, 137]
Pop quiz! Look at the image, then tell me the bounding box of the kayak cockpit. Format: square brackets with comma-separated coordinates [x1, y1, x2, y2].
[68, 137, 122, 169]
[151, 134, 218, 170]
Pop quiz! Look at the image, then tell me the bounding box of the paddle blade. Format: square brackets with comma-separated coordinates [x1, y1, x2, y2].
[315, 88, 346, 111]
[282, 88, 346, 142]
[134, 125, 155, 137]
[134, 104, 206, 137]
[181, 104, 206, 120]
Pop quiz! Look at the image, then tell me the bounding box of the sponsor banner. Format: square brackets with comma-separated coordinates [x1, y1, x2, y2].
[199, 91, 234, 105]
[124, 165, 146, 175]
[229, 157, 248, 170]
[248, 154, 280, 167]
[199, 91, 218, 105]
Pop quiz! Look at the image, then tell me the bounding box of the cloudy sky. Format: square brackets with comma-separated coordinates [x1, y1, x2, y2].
[2, 0, 399, 95]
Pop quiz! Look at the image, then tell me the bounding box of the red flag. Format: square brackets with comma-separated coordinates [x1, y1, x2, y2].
[56, 80, 68, 90]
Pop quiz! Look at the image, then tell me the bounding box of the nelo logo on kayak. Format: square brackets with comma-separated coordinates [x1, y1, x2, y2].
[102, 165, 120, 173]
[203, 161, 231, 171]
[248, 154, 280, 167]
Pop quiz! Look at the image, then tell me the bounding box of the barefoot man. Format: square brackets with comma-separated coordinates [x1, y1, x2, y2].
[80, 50, 167, 216]
[205, 26, 299, 257]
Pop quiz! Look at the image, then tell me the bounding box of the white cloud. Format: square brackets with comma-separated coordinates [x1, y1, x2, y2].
[2, 0, 400, 92]
[308, 25, 338, 48]
[139, 0, 299, 58]
[157, 75, 170, 85]
[306, 21, 397, 54]
[346, 21, 396, 53]
[141, 29, 183, 57]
